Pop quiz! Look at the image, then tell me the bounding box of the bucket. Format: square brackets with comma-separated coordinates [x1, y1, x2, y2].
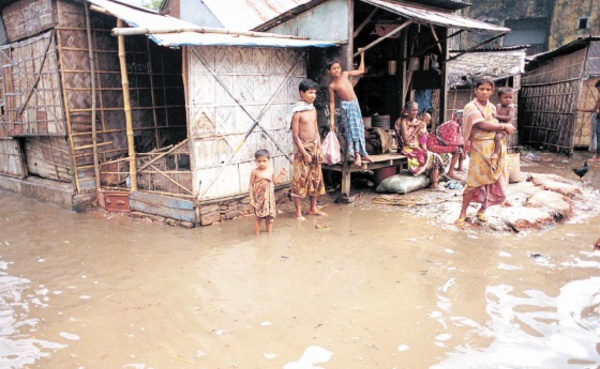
[375, 166, 398, 185]
[507, 152, 521, 183]
[372, 115, 391, 131]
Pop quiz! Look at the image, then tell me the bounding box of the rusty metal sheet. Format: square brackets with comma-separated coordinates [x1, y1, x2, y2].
[2, 0, 56, 42]
[360, 0, 511, 33]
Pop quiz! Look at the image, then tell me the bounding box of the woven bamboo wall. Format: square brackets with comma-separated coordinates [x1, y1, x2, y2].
[56, 0, 186, 194]
[0, 138, 26, 177]
[188, 46, 305, 201]
[574, 77, 600, 148]
[0, 31, 65, 137]
[24, 136, 72, 181]
[519, 48, 586, 153]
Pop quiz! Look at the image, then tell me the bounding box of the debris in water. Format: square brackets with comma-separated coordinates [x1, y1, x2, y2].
[315, 222, 331, 230]
[397, 344, 409, 352]
[264, 353, 277, 359]
[260, 321, 272, 326]
[530, 253, 542, 259]
[594, 238, 600, 251]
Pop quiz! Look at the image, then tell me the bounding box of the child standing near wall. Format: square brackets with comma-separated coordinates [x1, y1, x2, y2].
[290, 79, 327, 220]
[249, 149, 286, 235]
[492, 87, 516, 171]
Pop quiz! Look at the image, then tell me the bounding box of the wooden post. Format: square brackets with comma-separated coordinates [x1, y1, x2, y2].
[400, 29, 407, 108]
[85, 4, 100, 190]
[56, 28, 82, 193]
[117, 18, 137, 190]
[439, 27, 449, 123]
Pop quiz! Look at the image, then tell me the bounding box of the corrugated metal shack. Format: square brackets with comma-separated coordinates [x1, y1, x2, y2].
[446, 46, 527, 148]
[0, 0, 336, 226]
[520, 36, 600, 154]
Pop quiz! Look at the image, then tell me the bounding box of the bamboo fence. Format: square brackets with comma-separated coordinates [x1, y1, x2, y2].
[519, 48, 587, 153]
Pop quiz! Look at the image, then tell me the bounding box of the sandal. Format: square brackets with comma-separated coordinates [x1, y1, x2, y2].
[476, 213, 488, 222]
[455, 218, 466, 227]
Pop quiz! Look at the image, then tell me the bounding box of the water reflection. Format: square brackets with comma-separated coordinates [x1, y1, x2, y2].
[432, 277, 600, 369]
[0, 258, 66, 368]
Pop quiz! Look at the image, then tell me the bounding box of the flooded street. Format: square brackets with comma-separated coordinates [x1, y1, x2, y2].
[1, 157, 599, 369]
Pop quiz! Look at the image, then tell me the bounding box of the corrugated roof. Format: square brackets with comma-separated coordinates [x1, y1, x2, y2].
[447, 49, 526, 88]
[526, 36, 600, 68]
[87, 0, 336, 48]
[360, 0, 510, 33]
[201, 0, 312, 30]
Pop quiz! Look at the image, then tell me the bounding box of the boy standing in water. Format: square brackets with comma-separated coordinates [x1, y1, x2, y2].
[492, 87, 516, 171]
[328, 50, 372, 167]
[249, 149, 286, 235]
[290, 79, 327, 220]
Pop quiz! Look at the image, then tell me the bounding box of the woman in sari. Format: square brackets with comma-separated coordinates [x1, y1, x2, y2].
[394, 101, 444, 189]
[456, 78, 516, 226]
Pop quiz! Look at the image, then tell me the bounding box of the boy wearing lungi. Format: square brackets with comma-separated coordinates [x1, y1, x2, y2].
[328, 50, 373, 167]
[290, 79, 327, 220]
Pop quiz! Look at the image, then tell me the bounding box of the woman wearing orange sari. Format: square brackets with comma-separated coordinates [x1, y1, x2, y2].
[456, 79, 515, 226]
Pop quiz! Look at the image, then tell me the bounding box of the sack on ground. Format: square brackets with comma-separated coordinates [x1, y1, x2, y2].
[322, 131, 342, 165]
[375, 172, 430, 194]
[365, 127, 392, 155]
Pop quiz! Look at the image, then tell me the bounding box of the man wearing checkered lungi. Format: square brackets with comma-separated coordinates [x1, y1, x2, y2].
[327, 50, 373, 167]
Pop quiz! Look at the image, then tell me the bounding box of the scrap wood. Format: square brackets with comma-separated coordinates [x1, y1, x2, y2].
[373, 193, 459, 206]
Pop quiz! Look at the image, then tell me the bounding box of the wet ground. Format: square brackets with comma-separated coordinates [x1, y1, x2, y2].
[1, 152, 599, 369]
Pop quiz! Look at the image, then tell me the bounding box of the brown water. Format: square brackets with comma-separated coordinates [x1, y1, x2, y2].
[0, 156, 599, 369]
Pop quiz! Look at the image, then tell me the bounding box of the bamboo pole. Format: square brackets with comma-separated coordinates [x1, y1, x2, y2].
[137, 139, 188, 172]
[56, 26, 82, 193]
[117, 18, 137, 191]
[148, 164, 192, 194]
[145, 38, 161, 148]
[85, 4, 100, 190]
[110, 25, 310, 40]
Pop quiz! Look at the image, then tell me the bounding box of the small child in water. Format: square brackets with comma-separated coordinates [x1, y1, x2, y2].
[493, 87, 516, 171]
[249, 149, 286, 235]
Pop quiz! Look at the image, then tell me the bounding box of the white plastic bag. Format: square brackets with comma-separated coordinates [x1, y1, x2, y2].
[322, 131, 341, 165]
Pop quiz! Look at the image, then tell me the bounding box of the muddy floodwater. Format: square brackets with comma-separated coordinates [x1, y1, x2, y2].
[1, 156, 599, 369]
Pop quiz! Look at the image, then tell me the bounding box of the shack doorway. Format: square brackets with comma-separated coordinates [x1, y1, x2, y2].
[352, 0, 446, 129]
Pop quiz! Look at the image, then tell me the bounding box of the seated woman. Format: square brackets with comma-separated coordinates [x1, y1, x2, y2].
[394, 101, 444, 189]
[427, 110, 465, 180]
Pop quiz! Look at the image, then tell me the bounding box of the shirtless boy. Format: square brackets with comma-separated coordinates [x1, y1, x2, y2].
[290, 79, 327, 220]
[493, 87, 516, 171]
[328, 50, 372, 167]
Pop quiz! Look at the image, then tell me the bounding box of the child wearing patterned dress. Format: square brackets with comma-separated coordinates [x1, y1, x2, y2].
[249, 149, 286, 235]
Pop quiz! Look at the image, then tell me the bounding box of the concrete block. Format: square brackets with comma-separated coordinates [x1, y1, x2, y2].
[200, 203, 219, 215]
[200, 211, 220, 226]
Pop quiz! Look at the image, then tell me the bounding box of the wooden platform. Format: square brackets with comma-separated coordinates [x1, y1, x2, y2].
[322, 152, 407, 199]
